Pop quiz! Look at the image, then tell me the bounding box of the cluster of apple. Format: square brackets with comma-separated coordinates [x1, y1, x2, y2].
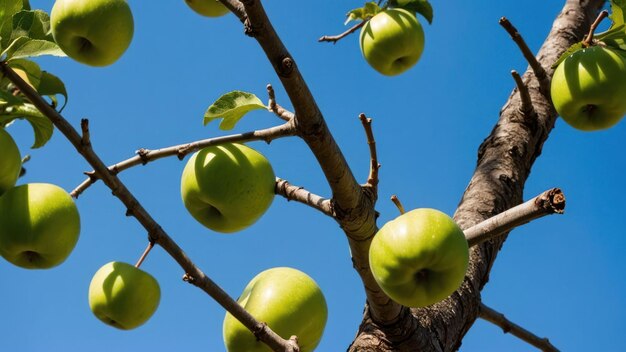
[179, 143, 329, 350]
[0, 128, 81, 270]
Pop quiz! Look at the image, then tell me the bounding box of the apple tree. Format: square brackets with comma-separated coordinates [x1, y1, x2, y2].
[1, 0, 623, 351]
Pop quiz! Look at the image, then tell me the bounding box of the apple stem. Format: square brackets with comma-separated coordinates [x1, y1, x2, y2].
[583, 10, 609, 47]
[390, 195, 405, 215]
[135, 241, 155, 268]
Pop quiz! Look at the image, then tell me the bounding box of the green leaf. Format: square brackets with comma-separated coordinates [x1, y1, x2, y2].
[345, 2, 381, 25]
[611, 0, 626, 28]
[389, 0, 433, 24]
[0, 103, 52, 148]
[2, 36, 65, 60]
[552, 42, 584, 69]
[38, 71, 67, 111]
[0, 0, 25, 50]
[10, 10, 53, 43]
[5, 57, 41, 87]
[204, 91, 266, 131]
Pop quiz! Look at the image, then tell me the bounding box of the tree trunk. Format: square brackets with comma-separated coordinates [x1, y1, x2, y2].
[349, 1, 605, 350]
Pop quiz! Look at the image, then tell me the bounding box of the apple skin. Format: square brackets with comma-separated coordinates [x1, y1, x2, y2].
[223, 267, 328, 352]
[0, 183, 80, 269]
[180, 143, 275, 233]
[360, 8, 425, 76]
[551, 45, 626, 131]
[369, 208, 469, 308]
[88, 261, 161, 330]
[51, 0, 134, 67]
[0, 128, 21, 196]
[185, 0, 229, 17]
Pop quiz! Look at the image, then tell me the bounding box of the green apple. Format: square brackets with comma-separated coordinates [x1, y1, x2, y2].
[0, 128, 21, 196]
[180, 143, 275, 233]
[223, 267, 328, 352]
[369, 208, 469, 308]
[51, 0, 134, 67]
[88, 261, 161, 330]
[0, 183, 80, 269]
[360, 8, 425, 76]
[184, 0, 229, 17]
[551, 45, 626, 131]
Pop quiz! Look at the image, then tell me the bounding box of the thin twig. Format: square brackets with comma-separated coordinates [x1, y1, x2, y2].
[359, 113, 379, 188]
[70, 120, 296, 198]
[511, 70, 533, 116]
[275, 178, 333, 217]
[583, 10, 609, 46]
[267, 84, 295, 121]
[135, 241, 155, 268]
[479, 302, 560, 352]
[499, 17, 550, 94]
[464, 188, 565, 247]
[0, 61, 296, 352]
[319, 20, 366, 43]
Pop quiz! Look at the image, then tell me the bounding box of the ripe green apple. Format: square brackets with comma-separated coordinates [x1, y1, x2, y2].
[0, 183, 80, 269]
[551, 45, 626, 131]
[223, 267, 328, 352]
[88, 261, 161, 330]
[360, 8, 425, 76]
[180, 143, 275, 233]
[51, 0, 134, 67]
[0, 128, 21, 196]
[369, 208, 469, 308]
[185, 0, 229, 17]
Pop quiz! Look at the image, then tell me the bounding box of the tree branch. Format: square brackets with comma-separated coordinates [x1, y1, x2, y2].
[360, 113, 379, 189]
[267, 84, 295, 121]
[499, 17, 550, 94]
[0, 62, 297, 352]
[275, 178, 333, 217]
[479, 302, 560, 352]
[464, 188, 564, 247]
[319, 21, 366, 44]
[511, 70, 534, 116]
[70, 120, 296, 198]
[239, 0, 393, 322]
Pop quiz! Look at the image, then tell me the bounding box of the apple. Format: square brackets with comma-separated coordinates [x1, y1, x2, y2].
[184, 0, 229, 17]
[0, 183, 80, 269]
[180, 143, 275, 233]
[88, 261, 161, 330]
[551, 45, 626, 131]
[223, 267, 328, 352]
[50, 0, 134, 67]
[0, 128, 21, 196]
[360, 8, 425, 76]
[369, 208, 469, 308]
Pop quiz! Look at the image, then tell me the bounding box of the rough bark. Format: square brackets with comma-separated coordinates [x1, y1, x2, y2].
[349, 1, 605, 350]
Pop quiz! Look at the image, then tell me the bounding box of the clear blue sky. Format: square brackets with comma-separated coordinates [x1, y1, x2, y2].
[2, 1, 624, 351]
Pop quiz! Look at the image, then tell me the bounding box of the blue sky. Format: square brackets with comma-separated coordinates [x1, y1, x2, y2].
[1, 1, 624, 351]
